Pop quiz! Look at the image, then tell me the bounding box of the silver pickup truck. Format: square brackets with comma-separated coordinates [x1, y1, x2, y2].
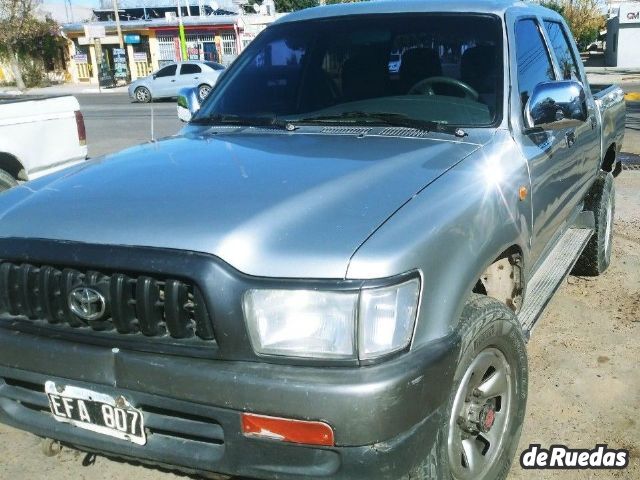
[0, 1, 626, 480]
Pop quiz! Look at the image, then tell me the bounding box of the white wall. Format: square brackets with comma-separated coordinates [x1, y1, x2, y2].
[606, 2, 640, 67]
[617, 25, 640, 67]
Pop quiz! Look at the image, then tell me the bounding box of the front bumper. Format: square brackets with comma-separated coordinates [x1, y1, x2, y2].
[0, 328, 457, 479]
[127, 84, 138, 100]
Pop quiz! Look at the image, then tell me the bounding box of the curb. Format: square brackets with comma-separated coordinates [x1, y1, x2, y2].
[621, 152, 640, 170]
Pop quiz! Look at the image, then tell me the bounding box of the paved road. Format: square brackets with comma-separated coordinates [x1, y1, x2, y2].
[77, 94, 182, 158]
[77, 90, 639, 161]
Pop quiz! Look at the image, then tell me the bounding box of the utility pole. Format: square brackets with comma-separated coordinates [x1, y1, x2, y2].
[68, 0, 75, 22]
[112, 0, 124, 48]
[177, 0, 188, 60]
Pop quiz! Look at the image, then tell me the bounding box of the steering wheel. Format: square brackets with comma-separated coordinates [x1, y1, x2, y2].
[408, 76, 480, 101]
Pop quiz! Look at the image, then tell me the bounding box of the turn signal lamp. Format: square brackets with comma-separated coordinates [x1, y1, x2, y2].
[241, 413, 334, 446]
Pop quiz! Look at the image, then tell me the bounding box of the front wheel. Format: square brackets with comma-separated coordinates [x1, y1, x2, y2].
[424, 295, 528, 480]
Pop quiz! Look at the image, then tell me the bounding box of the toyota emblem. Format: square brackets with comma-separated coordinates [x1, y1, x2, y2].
[68, 286, 106, 322]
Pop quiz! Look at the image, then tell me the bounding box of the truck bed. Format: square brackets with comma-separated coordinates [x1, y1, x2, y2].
[0, 94, 67, 105]
[590, 83, 626, 169]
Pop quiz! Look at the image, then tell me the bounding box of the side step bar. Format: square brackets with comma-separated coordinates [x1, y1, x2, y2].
[519, 227, 593, 336]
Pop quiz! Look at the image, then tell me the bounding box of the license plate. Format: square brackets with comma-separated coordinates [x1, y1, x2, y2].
[45, 381, 146, 445]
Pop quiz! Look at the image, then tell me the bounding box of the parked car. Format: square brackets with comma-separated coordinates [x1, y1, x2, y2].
[0, 1, 626, 479]
[0, 94, 87, 192]
[128, 61, 225, 103]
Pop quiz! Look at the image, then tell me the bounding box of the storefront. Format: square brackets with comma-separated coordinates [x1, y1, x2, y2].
[61, 13, 265, 85]
[156, 29, 238, 67]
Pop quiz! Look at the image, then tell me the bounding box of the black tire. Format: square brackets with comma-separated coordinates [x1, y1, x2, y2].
[572, 172, 615, 276]
[416, 295, 528, 480]
[197, 84, 212, 101]
[0, 168, 18, 193]
[134, 86, 152, 103]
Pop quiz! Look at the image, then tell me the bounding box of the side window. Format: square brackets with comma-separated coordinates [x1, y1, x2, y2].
[180, 64, 202, 75]
[544, 21, 582, 82]
[155, 64, 177, 78]
[515, 19, 555, 109]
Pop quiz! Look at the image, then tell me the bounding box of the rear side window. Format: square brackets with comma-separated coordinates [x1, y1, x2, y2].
[544, 21, 582, 82]
[181, 64, 202, 75]
[514, 19, 555, 107]
[205, 61, 225, 71]
[156, 64, 177, 77]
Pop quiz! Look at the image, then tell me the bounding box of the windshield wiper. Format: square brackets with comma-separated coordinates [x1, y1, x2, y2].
[295, 111, 464, 136]
[190, 113, 292, 130]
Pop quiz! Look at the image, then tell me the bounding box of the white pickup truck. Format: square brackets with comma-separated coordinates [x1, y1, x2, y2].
[0, 94, 88, 191]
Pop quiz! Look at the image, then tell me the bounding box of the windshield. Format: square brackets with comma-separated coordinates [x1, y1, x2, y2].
[194, 14, 503, 127]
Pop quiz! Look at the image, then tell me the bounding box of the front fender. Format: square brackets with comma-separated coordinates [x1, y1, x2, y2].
[347, 130, 532, 345]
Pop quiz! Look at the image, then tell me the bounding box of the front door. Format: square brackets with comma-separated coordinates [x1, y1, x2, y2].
[510, 17, 579, 266]
[151, 64, 178, 97]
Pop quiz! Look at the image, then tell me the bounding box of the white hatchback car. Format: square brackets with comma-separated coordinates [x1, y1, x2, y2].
[128, 61, 225, 103]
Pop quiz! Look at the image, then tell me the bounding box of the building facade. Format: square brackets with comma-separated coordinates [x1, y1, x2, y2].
[61, 11, 277, 85]
[606, 2, 640, 68]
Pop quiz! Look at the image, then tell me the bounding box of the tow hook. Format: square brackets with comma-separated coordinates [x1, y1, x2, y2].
[41, 438, 62, 457]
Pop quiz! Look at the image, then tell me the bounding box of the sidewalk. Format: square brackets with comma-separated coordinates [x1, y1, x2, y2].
[0, 83, 129, 96]
[585, 68, 640, 86]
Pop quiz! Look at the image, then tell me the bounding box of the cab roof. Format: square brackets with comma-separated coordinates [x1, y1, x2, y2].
[275, 0, 558, 24]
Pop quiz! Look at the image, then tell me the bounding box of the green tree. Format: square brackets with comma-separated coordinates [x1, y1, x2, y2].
[275, 0, 318, 11]
[540, 0, 604, 50]
[0, 0, 58, 89]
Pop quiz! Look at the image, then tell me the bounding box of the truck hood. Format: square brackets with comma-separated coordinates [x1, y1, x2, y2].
[0, 130, 484, 278]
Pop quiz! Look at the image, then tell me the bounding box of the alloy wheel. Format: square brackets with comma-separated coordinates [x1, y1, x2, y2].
[447, 348, 514, 479]
[135, 87, 151, 103]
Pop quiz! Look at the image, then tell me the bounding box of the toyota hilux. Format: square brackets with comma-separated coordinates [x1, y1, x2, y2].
[0, 1, 626, 479]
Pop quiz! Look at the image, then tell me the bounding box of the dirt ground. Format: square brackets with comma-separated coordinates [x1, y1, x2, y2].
[508, 171, 640, 479]
[0, 173, 638, 480]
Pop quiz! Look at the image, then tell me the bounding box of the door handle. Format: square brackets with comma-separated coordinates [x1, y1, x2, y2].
[589, 115, 597, 130]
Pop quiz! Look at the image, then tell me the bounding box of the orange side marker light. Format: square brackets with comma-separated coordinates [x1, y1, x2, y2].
[241, 413, 334, 446]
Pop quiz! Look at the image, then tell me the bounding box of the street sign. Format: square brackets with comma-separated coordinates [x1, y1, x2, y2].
[84, 24, 106, 40]
[73, 54, 88, 63]
[124, 34, 141, 44]
[620, 4, 640, 24]
[133, 52, 148, 62]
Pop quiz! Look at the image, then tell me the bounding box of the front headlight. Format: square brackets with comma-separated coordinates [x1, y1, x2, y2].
[243, 277, 420, 361]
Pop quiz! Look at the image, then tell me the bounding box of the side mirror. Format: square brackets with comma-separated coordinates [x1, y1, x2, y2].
[524, 80, 587, 131]
[177, 87, 201, 123]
